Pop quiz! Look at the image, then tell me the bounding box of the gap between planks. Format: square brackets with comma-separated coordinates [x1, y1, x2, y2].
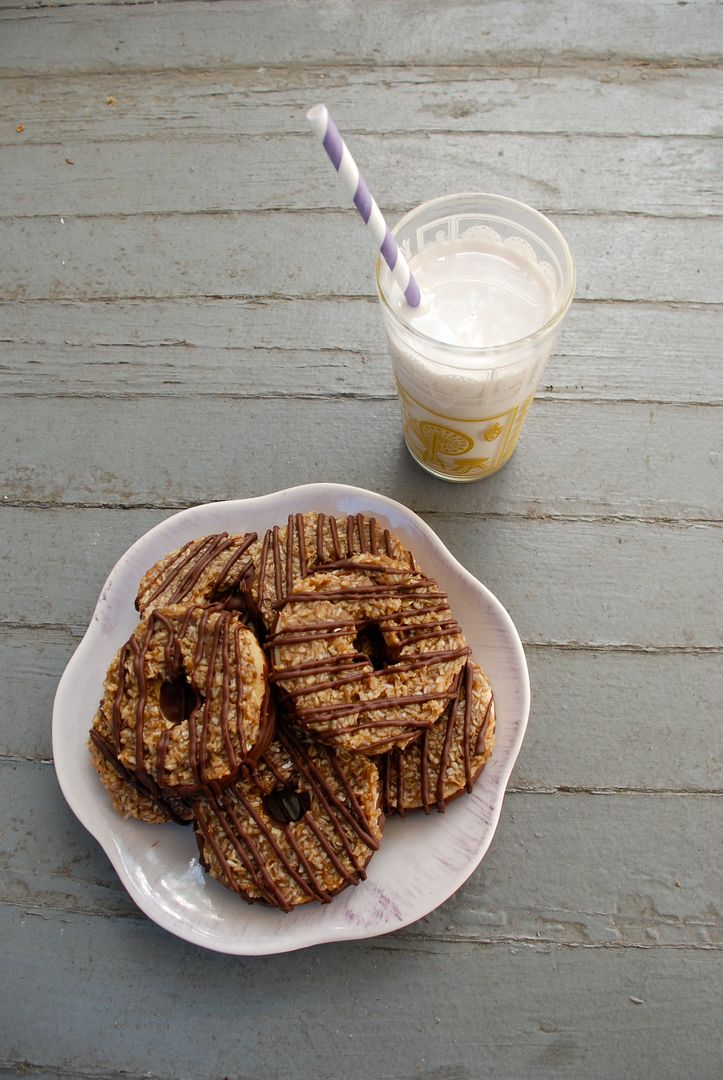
[3, 207, 721, 224]
[1, 620, 721, 658]
[2, 296, 718, 309]
[2, 295, 720, 309]
[2, 130, 722, 148]
[1, 499, 720, 530]
[0, 897, 720, 952]
[2, 621, 720, 656]
[3, 753, 721, 796]
[0, 56, 719, 76]
[0, 1063, 178, 1080]
[0, 392, 720, 410]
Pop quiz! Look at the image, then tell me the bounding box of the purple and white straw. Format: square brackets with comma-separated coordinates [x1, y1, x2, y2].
[306, 103, 421, 307]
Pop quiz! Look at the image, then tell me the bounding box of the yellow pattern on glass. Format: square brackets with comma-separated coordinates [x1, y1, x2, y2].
[403, 418, 492, 477]
[415, 421, 474, 466]
[397, 383, 537, 480]
[446, 457, 491, 477]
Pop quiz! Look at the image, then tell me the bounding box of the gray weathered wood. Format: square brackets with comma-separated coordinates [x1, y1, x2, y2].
[4, 630, 720, 794]
[1, 2, 721, 1076]
[2, 508, 720, 648]
[1, 298, 719, 405]
[518, 648, 723, 793]
[0, 627, 76, 762]
[3, 211, 720, 303]
[1, 0, 721, 74]
[2, 396, 720, 521]
[2, 64, 721, 142]
[2, 759, 721, 948]
[3, 132, 719, 219]
[0, 902, 720, 1080]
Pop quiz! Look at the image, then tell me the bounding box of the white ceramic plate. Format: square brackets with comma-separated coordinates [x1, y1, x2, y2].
[53, 484, 529, 955]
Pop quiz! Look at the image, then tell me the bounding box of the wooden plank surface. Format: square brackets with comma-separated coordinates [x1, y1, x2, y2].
[3, 132, 720, 218]
[2, 508, 721, 650]
[4, 629, 720, 793]
[3, 212, 722, 303]
[1, 0, 721, 1077]
[2, 397, 721, 520]
[2, 0, 722, 75]
[2, 760, 721, 946]
[1, 902, 720, 1080]
[2, 65, 722, 142]
[2, 299, 720, 405]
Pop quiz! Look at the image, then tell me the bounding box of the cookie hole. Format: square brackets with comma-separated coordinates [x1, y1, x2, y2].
[353, 621, 390, 672]
[211, 582, 251, 615]
[210, 568, 263, 636]
[263, 786, 311, 825]
[159, 672, 201, 726]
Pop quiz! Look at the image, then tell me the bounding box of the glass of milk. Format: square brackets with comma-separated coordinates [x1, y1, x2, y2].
[375, 193, 575, 481]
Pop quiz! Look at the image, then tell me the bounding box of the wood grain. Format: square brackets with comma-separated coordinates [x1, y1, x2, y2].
[1, 396, 721, 522]
[4, 632, 720, 794]
[2, 630, 717, 799]
[3, 132, 719, 219]
[1, 0, 721, 74]
[1, 298, 720, 405]
[2, 64, 721, 142]
[3, 211, 720, 303]
[1, 1, 721, 1075]
[2, 760, 721, 946]
[0, 901, 720, 1080]
[2, 508, 720, 648]
[518, 648, 723, 793]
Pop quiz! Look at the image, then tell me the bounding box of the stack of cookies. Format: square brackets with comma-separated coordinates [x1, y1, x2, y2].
[89, 512, 495, 913]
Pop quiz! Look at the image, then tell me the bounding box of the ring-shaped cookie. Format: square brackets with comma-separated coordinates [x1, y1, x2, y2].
[193, 725, 383, 911]
[135, 532, 259, 621]
[379, 660, 495, 814]
[267, 555, 470, 753]
[91, 605, 273, 798]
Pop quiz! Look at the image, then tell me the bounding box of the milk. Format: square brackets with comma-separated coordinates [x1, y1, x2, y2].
[392, 238, 557, 353]
[376, 197, 570, 481]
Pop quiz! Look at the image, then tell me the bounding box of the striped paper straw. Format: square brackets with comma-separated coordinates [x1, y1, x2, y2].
[306, 103, 421, 307]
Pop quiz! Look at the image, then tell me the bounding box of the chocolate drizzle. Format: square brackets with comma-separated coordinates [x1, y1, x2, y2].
[268, 569, 470, 750]
[106, 607, 273, 796]
[88, 511, 499, 912]
[193, 727, 382, 912]
[136, 532, 257, 613]
[380, 661, 495, 815]
[255, 513, 417, 623]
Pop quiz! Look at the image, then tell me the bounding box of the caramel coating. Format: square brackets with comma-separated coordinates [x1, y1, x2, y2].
[380, 660, 496, 814]
[194, 726, 384, 911]
[136, 532, 259, 619]
[268, 555, 469, 754]
[91, 606, 273, 798]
